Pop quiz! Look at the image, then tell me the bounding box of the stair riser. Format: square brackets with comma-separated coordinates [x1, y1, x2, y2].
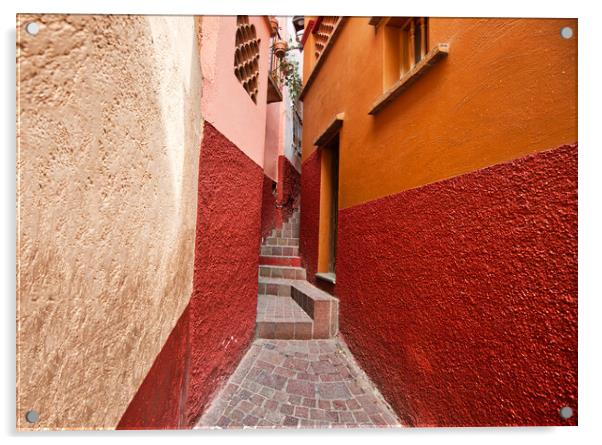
[265, 238, 299, 247]
[291, 286, 339, 339]
[256, 321, 313, 340]
[258, 282, 292, 297]
[259, 256, 302, 267]
[261, 246, 299, 256]
[259, 266, 306, 280]
[273, 229, 299, 239]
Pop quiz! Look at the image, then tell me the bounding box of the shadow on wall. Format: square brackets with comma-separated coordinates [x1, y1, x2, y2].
[17, 14, 203, 430]
[261, 156, 301, 239]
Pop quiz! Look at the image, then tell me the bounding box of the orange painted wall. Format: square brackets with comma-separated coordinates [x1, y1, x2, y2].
[301, 18, 577, 210]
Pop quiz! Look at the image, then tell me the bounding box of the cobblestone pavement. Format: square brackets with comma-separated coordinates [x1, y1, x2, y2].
[196, 338, 402, 429]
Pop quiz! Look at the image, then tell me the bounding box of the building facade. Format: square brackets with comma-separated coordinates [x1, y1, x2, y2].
[299, 17, 577, 426]
[17, 14, 302, 430]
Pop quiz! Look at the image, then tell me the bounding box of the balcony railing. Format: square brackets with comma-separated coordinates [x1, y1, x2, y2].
[267, 31, 284, 103]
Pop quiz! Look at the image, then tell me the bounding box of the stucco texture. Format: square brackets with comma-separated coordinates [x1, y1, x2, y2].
[185, 122, 262, 426]
[336, 144, 578, 426]
[200, 16, 271, 168]
[17, 14, 203, 429]
[299, 150, 321, 283]
[261, 175, 277, 239]
[277, 155, 301, 223]
[302, 18, 577, 209]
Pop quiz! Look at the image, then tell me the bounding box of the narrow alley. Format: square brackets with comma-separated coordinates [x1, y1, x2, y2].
[16, 13, 578, 431]
[198, 208, 398, 428]
[197, 339, 400, 428]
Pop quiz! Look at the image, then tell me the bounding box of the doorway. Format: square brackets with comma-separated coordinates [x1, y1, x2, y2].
[317, 134, 340, 282]
[328, 138, 339, 274]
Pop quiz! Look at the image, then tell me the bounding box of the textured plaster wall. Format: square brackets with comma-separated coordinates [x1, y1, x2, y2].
[281, 17, 303, 173]
[336, 145, 578, 426]
[186, 122, 262, 425]
[277, 155, 301, 225]
[200, 16, 271, 168]
[117, 308, 190, 429]
[260, 155, 301, 241]
[263, 102, 282, 181]
[301, 18, 577, 209]
[17, 14, 203, 429]
[299, 150, 321, 283]
[261, 175, 278, 239]
[119, 123, 262, 429]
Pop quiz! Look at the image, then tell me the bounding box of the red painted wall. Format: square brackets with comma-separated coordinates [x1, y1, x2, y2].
[261, 155, 301, 240]
[336, 144, 577, 427]
[185, 122, 261, 425]
[118, 122, 262, 429]
[261, 175, 277, 239]
[277, 155, 301, 223]
[117, 308, 190, 429]
[299, 150, 321, 282]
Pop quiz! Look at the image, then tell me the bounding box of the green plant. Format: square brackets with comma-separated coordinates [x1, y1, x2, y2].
[280, 38, 302, 103]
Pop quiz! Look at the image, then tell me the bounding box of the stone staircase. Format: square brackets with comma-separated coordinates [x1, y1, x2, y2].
[256, 209, 339, 339]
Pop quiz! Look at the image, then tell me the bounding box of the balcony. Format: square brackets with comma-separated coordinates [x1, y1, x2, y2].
[267, 32, 284, 103]
[267, 47, 284, 103]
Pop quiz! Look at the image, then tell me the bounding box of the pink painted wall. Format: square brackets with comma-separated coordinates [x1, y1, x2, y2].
[264, 101, 284, 180]
[200, 16, 271, 168]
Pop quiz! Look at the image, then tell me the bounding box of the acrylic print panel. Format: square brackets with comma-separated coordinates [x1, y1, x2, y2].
[16, 14, 577, 430]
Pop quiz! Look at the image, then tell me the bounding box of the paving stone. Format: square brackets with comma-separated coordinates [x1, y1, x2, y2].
[264, 399, 278, 411]
[317, 382, 351, 400]
[287, 394, 302, 405]
[286, 379, 316, 398]
[280, 404, 294, 415]
[332, 400, 347, 410]
[282, 357, 310, 372]
[283, 416, 299, 427]
[260, 386, 275, 399]
[302, 397, 317, 408]
[196, 338, 401, 429]
[254, 369, 287, 390]
[294, 406, 309, 418]
[242, 415, 259, 427]
[311, 360, 338, 374]
[318, 400, 331, 410]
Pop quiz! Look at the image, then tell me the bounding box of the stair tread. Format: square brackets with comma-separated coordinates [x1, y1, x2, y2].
[292, 280, 339, 302]
[256, 295, 312, 323]
[258, 277, 299, 284]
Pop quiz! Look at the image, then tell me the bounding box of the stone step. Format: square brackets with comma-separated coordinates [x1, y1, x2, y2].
[260, 245, 299, 257]
[258, 277, 296, 297]
[259, 265, 306, 280]
[291, 281, 339, 339]
[264, 237, 299, 247]
[259, 255, 302, 267]
[255, 280, 339, 339]
[272, 227, 299, 239]
[256, 295, 313, 340]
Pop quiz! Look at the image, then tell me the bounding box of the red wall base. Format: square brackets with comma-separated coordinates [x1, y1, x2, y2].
[277, 155, 301, 224]
[299, 150, 321, 284]
[336, 144, 578, 426]
[261, 175, 277, 239]
[117, 122, 261, 429]
[261, 155, 301, 239]
[117, 307, 190, 429]
[185, 121, 261, 425]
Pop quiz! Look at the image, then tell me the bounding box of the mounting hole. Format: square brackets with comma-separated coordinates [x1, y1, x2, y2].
[560, 26, 573, 39]
[559, 406, 573, 419]
[25, 410, 39, 423]
[25, 22, 40, 36]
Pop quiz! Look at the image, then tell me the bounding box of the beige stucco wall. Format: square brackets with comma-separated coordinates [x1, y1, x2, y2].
[16, 14, 203, 430]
